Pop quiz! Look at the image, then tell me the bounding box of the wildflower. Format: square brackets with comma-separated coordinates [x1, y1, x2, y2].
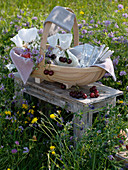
[118, 4, 123, 10]
[32, 105, 35, 108]
[50, 114, 56, 119]
[119, 140, 124, 145]
[0, 145, 4, 149]
[28, 109, 34, 114]
[0, 83, 4, 91]
[119, 100, 123, 104]
[23, 147, 29, 153]
[5, 111, 11, 116]
[104, 20, 111, 26]
[89, 104, 95, 109]
[113, 57, 119, 66]
[38, 28, 43, 34]
[126, 86, 128, 91]
[22, 111, 25, 114]
[15, 141, 19, 145]
[97, 130, 101, 133]
[80, 11, 84, 15]
[22, 104, 28, 109]
[32, 16, 38, 20]
[31, 117, 38, 124]
[108, 155, 114, 160]
[108, 32, 114, 38]
[119, 71, 126, 76]
[90, 19, 94, 24]
[50, 146, 55, 150]
[8, 73, 15, 79]
[122, 13, 128, 18]
[117, 80, 122, 85]
[52, 151, 55, 155]
[115, 10, 118, 13]
[7, 168, 11, 170]
[17, 15, 22, 19]
[24, 121, 28, 124]
[11, 149, 17, 154]
[114, 23, 119, 28]
[78, 24, 83, 29]
[81, 29, 87, 34]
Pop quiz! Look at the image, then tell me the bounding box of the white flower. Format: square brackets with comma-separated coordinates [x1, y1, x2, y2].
[10, 34, 23, 47]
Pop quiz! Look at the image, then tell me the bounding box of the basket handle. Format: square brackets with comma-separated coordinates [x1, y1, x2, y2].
[40, 9, 79, 56]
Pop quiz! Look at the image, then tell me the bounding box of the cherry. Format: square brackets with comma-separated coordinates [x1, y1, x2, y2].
[44, 69, 49, 75]
[21, 53, 31, 58]
[83, 93, 87, 99]
[63, 57, 67, 63]
[47, 60, 51, 64]
[67, 59, 72, 64]
[76, 93, 81, 99]
[69, 90, 87, 99]
[90, 86, 97, 92]
[69, 91, 73, 97]
[90, 92, 95, 98]
[61, 84, 66, 89]
[49, 70, 54, 76]
[51, 54, 56, 60]
[95, 92, 100, 98]
[94, 89, 99, 93]
[59, 57, 64, 62]
[92, 86, 97, 91]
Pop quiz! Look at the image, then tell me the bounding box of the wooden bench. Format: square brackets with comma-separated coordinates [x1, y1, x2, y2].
[14, 72, 123, 137]
[14, 72, 128, 164]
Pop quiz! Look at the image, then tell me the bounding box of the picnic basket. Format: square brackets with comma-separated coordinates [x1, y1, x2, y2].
[31, 7, 106, 88]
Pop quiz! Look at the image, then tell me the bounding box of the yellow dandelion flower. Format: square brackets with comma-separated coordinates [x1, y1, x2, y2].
[22, 104, 28, 109]
[50, 146, 55, 150]
[32, 106, 35, 108]
[52, 151, 55, 155]
[80, 11, 84, 15]
[31, 117, 38, 124]
[28, 109, 34, 114]
[22, 111, 25, 114]
[5, 111, 11, 116]
[50, 114, 56, 119]
[119, 100, 123, 104]
[5, 111, 8, 115]
[25, 121, 28, 124]
[7, 168, 11, 170]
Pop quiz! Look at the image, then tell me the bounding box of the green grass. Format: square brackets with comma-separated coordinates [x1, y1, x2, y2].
[0, 0, 128, 169]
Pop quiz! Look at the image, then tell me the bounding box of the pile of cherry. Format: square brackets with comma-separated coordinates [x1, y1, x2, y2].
[61, 85, 100, 99]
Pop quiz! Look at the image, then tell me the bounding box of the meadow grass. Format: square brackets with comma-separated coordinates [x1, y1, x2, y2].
[0, 0, 128, 169]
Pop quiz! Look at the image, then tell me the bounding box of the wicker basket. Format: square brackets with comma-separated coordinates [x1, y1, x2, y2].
[31, 8, 105, 88]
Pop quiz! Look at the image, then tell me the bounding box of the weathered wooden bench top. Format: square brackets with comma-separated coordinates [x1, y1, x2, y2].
[14, 72, 123, 113]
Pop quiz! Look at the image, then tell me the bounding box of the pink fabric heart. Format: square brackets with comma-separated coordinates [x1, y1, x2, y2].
[10, 47, 34, 84]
